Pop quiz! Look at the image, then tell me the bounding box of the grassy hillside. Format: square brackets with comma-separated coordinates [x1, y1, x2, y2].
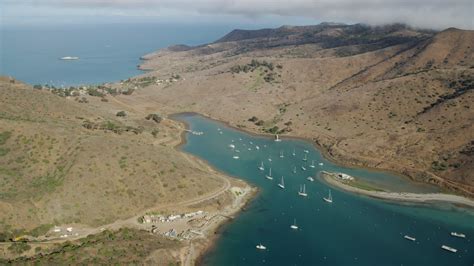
[0, 78, 224, 237]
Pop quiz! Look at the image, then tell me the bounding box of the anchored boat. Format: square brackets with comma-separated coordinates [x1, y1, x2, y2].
[265, 168, 273, 180]
[60, 56, 79, 60]
[278, 176, 285, 189]
[275, 134, 281, 142]
[298, 184, 308, 197]
[441, 245, 457, 253]
[323, 189, 333, 203]
[290, 219, 298, 230]
[450, 232, 466, 238]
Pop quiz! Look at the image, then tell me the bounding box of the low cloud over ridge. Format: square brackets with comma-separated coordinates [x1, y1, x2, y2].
[3, 0, 474, 29]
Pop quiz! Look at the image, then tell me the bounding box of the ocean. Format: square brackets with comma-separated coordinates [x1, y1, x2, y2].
[177, 113, 474, 266]
[0, 23, 233, 86]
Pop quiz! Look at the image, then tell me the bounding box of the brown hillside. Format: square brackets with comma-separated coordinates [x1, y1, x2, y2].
[127, 24, 473, 197]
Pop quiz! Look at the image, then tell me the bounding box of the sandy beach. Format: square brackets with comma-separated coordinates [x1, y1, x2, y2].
[321, 171, 474, 208]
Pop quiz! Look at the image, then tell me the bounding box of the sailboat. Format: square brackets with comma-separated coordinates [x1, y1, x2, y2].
[292, 148, 296, 156]
[258, 161, 265, 171]
[280, 150, 284, 158]
[290, 219, 298, 230]
[275, 134, 281, 142]
[323, 189, 333, 203]
[293, 166, 297, 174]
[309, 160, 315, 168]
[268, 156, 272, 162]
[302, 154, 307, 161]
[256, 244, 267, 250]
[298, 184, 308, 197]
[265, 168, 273, 180]
[307, 176, 314, 182]
[301, 165, 307, 171]
[278, 176, 285, 189]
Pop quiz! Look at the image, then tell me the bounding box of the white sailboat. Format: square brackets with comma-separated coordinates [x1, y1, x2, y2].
[258, 161, 265, 171]
[319, 162, 324, 166]
[304, 150, 309, 154]
[280, 150, 284, 158]
[302, 154, 307, 161]
[290, 219, 298, 230]
[256, 244, 267, 250]
[450, 232, 466, 238]
[298, 184, 308, 197]
[268, 156, 272, 162]
[301, 165, 307, 171]
[233, 155, 240, 159]
[309, 160, 315, 168]
[275, 134, 281, 142]
[293, 166, 297, 174]
[323, 189, 333, 203]
[292, 148, 296, 156]
[265, 168, 273, 180]
[278, 176, 285, 189]
[307, 176, 314, 182]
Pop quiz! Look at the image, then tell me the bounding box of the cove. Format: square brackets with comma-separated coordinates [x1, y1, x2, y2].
[175, 113, 474, 266]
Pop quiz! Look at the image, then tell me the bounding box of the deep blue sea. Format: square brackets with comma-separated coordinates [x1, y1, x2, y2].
[0, 23, 233, 86]
[177, 114, 474, 266]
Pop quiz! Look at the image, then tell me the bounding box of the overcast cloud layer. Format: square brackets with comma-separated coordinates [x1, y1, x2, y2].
[2, 0, 473, 29]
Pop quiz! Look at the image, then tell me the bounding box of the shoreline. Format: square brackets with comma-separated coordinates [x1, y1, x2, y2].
[320, 171, 474, 208]
[167, 113, 261, 265]
[193, 188, 259, 266]
[168, 112, 449, 192]
[169, 111, 474, 263]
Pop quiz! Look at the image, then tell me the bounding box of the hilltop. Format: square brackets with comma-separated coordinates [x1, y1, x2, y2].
[133, 23, 473, 197]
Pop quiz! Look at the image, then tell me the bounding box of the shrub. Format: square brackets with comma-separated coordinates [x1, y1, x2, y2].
[8, 242, 31, 254]
[248, 116, 258, 122]
[145, 114, 162, 124]
[0, 131, 12, 145]
[116, 111, 127, 117]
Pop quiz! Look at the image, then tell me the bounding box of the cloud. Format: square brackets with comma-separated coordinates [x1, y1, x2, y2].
[3, 0, 474, 29]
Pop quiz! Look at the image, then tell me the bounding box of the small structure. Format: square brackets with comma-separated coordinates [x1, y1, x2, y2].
[337, 173, 354, 181]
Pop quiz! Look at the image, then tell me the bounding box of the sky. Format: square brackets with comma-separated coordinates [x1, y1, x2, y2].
[1, 0, 473, 30]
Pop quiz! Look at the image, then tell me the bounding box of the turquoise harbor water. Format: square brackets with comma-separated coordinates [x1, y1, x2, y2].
[176, 114, 474, 266]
